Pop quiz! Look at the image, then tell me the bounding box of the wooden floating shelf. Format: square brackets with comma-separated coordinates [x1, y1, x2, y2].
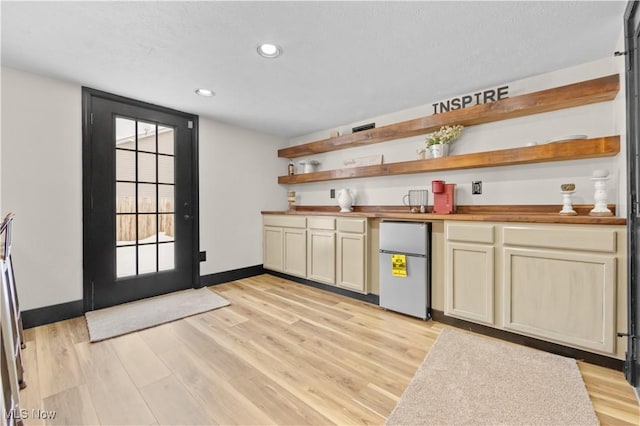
[278, 74, 620, 159]
[278, 136, 620, 184]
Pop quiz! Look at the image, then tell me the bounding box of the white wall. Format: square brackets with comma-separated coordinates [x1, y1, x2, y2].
[288, 57, 628, 217]
[1, 67, 286, 310]
[198, 119, 286, 275]
[1, 67, 83, 310]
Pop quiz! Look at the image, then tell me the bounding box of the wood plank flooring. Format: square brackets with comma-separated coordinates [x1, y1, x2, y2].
[17, 274, 640, 425]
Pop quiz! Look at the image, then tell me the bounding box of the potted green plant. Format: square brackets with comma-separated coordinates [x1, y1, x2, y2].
[425, 124, 464, 158]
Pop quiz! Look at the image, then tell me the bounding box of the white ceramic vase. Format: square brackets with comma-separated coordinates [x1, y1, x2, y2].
[337, 188, 354, 212]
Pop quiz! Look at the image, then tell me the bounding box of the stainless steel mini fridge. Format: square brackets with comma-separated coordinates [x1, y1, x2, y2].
[379, 221, 431, 319]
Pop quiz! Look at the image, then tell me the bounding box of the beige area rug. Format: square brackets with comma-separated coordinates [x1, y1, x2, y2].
[386, 328, 598, 426]
[85, 287, 229, 342]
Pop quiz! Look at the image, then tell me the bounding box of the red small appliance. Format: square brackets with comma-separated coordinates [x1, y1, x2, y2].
[432, 180, 456, 214]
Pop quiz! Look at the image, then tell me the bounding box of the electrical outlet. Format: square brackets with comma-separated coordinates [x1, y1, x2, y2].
[330, 189, 335, 199]
[472, 181, 482, 195]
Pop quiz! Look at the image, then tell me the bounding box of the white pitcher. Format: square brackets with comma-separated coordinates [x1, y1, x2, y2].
[337, 188, 354, 212]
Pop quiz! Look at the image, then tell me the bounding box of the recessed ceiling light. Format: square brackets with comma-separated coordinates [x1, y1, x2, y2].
[257, 43, 282, 59]
[195, 88, 215, 97]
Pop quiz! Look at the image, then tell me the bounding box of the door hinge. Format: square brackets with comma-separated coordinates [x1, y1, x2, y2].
[90, 113, 94, 125]
[188, 120, 193, 129]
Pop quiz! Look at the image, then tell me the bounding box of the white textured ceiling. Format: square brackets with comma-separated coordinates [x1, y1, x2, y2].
[1, 1, 627, 138]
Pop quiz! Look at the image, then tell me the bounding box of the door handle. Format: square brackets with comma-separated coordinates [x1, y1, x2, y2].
[184, 202, 192, 220]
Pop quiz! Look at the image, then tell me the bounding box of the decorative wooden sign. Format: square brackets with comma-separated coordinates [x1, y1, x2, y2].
[432, 86, 509, 114]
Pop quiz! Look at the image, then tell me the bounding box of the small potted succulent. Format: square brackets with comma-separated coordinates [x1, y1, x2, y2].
[425, 124, 464, 158]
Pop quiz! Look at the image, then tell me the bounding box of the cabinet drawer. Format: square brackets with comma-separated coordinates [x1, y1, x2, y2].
[263, 215, 307, 228]
[337, 218, 366, 233]
[446, 222, 494, 244]
[503, 226, 616, 253]
[308, 217, 336, 230]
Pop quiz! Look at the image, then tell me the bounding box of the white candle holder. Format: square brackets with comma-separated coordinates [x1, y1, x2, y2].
[589, 170, 612, 217]
[559, 191, 577, 215]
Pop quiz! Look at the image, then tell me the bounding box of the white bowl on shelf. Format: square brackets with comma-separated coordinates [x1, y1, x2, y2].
[546, 134, 588, 144]
[592, 169, 609, 178]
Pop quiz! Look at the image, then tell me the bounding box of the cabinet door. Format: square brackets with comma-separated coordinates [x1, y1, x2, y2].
[503, 247, 616, 354]
[445, 242, 494, 325]
[307, 230, 335, 284]
[283, 228, 307, 278]
[263, 226, 283, 272]
[337, 233, 366, 293]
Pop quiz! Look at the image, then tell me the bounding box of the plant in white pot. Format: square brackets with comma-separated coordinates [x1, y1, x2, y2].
[425, 124, 464, 158]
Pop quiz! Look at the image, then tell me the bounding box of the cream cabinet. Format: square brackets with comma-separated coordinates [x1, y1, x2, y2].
[336, 218, 368, 293]
[445, 223, 495, 325]
[502, 225, 618, 354]
[263, 214, 369, 293]
[307, 217, 336, 284]
[443, 221, 626, 358]
[263, 226, 284, 271]
[262, 215, 307, 277]
[283, 227, 307, 277]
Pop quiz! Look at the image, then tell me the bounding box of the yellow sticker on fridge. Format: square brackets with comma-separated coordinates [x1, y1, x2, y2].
[391, 254, 407, 277]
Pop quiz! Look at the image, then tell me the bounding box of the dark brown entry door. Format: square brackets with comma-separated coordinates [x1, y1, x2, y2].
[83, 88, 199, 310]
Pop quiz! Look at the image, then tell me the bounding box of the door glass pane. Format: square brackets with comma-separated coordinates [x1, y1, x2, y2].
[116, 150, 135, 181]
[116, 214, 136, 245]
[115, 117, 136, 148]
[116, 246, 136, 277]
[138, 152, 156, 183]
[138, 244, 157, 274]
[157, 126, 174, 155]
[158, 155, 174, 184]
[159, 185, 174, 212]
[138, 214, 157, 243]
[137, 122, 157, 153]
[159, 214, 174, 242]
[116, 183, 136, 213]
[159, 243, 175, 271]
[137, 184, 156, 213]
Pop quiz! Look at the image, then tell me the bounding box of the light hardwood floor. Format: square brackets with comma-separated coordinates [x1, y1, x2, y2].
[17, 274, 640, 425]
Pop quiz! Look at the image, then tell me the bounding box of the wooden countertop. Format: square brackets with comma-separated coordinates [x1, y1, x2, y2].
[262, 205, 627, 226]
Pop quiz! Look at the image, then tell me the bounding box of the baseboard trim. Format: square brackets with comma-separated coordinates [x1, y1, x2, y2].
[265, 270, 380, 305]
[431, 310, 625, 370]
[22, 265, 265, 329]
[200, 264, 265, 286]
[22, 299, 84, 329]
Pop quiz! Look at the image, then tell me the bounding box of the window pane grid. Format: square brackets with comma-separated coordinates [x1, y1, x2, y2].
[134, 120, 139, 275]
[115, 117, 176, 278]
[155, 125, 159, 270]
[115, 149, 174, 158]
[118, 241, 174, 248]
